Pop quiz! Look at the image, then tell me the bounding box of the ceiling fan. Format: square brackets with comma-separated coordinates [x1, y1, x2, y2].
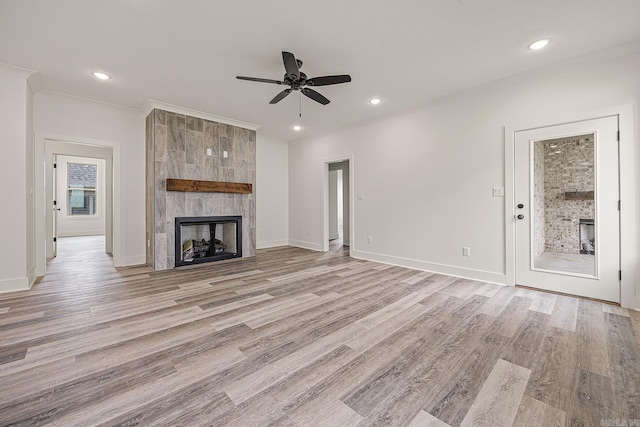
[236, 51, 352, 105]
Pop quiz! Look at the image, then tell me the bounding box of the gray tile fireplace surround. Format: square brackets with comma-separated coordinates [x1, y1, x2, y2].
[145, 108, 256, 270]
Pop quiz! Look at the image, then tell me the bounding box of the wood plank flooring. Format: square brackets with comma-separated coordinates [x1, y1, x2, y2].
[0, 235, 639, 426]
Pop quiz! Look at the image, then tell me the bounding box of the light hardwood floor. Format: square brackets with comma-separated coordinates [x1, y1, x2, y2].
[0, 236, 639, 426]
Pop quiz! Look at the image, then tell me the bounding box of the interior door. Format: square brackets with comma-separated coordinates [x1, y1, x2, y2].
[514, 116, 620, 303]
[52, 154, 59, 257]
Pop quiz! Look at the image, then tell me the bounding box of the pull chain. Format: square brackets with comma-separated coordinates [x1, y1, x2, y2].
[299, 92, 302, 118]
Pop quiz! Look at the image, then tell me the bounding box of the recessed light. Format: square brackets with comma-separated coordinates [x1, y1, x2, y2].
[369, 98, 382, 105]
[293, 125, 302, 131]
[549, 144, 558, 148]
[555, 150, 562, 154]
[92, 71, 111, 80]
[527, 39, 551, 50]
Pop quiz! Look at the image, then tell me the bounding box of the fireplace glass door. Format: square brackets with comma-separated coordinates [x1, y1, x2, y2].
[175, 216, 242, 266]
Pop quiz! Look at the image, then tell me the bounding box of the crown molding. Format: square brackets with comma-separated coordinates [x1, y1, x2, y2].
[143, 99, 260, 131]
[290, 38, 640, 144]
[0, 63, 42, 94]
[0, 63, 37, 79]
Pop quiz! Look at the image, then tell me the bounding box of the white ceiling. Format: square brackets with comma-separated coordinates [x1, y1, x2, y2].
[2, 0, 640, 141]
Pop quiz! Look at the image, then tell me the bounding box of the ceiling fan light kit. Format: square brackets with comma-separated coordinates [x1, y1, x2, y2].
[237, 51, 352, 106]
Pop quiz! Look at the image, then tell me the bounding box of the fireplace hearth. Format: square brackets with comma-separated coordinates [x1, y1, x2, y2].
[175, 216, 242, 267]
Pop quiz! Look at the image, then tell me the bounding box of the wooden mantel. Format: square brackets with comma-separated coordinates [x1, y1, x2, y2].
[166, 179, 252, 194]
[564, 191, 594, 201]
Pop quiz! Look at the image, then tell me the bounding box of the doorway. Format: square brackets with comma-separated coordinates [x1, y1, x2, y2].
[324, 159, 351, 253]
[328, 166, 345, 250]
[514, 116, 620, 302]
[45, 140, 113, 269]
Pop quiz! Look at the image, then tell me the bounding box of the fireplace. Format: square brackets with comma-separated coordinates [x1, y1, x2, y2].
[175, 216, 242, 267]
[579, 218, 595, 255]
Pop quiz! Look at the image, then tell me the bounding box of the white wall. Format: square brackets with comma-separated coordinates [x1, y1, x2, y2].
[289, 51, 640, 307]
[0, 71, 34, 292]
[256, 135, 289, 248]
[55, 155, 106, 237]
[34, 91, 146, 268]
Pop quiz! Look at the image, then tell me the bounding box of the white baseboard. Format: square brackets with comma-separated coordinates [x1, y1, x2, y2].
[350, 249, 507, 286]
[0, 276, 31, 293]
[116, 255, 147, 267]
[28, 266, 37, 288]
[257, 239, 290, 250]
[289, 239, 324, 252]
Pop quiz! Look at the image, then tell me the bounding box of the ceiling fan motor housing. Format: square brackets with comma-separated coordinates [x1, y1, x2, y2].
[285, 72, 308, 90]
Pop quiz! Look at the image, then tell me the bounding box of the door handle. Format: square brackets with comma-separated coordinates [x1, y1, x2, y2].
[517, 214, 524, 220]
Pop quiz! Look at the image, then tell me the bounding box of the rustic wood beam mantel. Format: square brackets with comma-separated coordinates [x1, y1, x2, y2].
[166, 179, 252, 194]
[564, 191, 594, 201]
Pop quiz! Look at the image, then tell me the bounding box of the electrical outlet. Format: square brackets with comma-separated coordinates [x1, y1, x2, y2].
[306, 229, 311, 237]
[368, 236, 373, 244]
[223, 150, 228, 158]
[206, 148, 212, 156]
[463, 247, 471, 257]
[357, 193, 365, 200]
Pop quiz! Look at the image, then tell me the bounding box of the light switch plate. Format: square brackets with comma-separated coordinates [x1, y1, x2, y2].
[357, 193, 365, 200]
[492, 187, 505, 197]
[206, 148, 212, 156]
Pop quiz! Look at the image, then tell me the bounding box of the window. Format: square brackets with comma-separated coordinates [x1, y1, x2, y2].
[67, 163, 97, 215]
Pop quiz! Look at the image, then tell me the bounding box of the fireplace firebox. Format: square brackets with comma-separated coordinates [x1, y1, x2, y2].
[579, 218, 595, 255]
[175, 216, 242, 267]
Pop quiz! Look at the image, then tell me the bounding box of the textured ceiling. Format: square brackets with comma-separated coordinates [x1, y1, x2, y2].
[1, 0, 640, 141]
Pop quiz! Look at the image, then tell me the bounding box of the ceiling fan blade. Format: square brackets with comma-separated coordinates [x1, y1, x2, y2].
[269, 89, 292, 104]
[282, 51, 300, 80]
[306, 75, 352, 86]
[301, 88, 330, 105]
[237, 76, 284, 85]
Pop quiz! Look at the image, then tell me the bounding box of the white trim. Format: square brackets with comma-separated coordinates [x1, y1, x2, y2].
[28, 266, 37, 288]
[39, 90, 141, 112]
[119, 255, 147, 267]
[505, 104, 636, 308]
[0, 63, 37, 79]
[0, 276, 31, 293]
[618, 105, 636, 309]
[0, 63, 41, 101]
[289, 239, 324, 252]
[142, 99, 261, 131]
[257, 239, 290, 249]
[351, 249, 507, 286]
